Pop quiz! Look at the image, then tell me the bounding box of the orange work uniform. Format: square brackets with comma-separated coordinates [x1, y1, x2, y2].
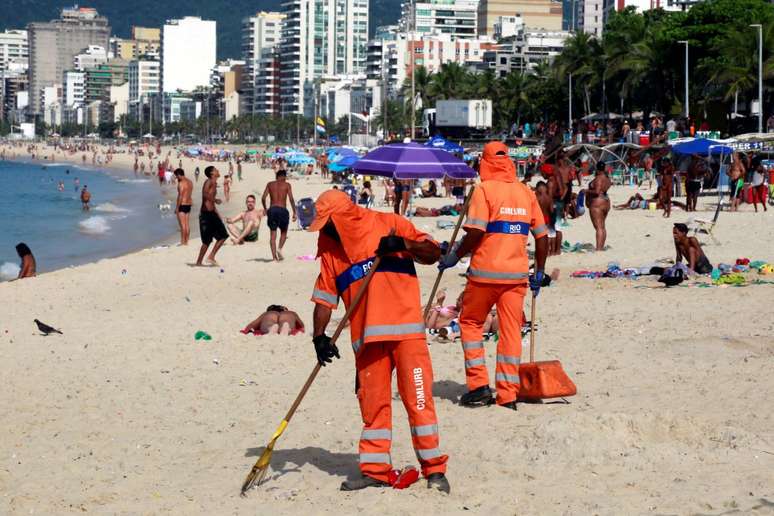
[460, 142, 548, 405]
[310, 190, 448, 483]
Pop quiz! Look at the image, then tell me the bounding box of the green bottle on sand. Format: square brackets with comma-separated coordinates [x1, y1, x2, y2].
[195, 331, 212, 341]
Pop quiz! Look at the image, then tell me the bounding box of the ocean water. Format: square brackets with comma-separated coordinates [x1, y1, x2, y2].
[0, 160, 177, 279]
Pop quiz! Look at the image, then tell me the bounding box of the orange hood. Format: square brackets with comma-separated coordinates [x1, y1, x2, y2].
[478, 141, 516, 183]
[311, 189, 379, 262]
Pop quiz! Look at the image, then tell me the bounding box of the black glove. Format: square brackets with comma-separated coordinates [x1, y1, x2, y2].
[313, 334, 340, 366]
[376, 235, 407, 256]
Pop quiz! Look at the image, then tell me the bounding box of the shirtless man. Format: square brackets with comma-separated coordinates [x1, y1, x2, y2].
[174, 168, 193, 245]
[673, 223, 713, 274]
[658, 157, 675, 218]
[241, 305, 305, 336]
[261, 169, 297, 261]
[227, 194, 264, 244]
[80, 186, 91, 211]
[535, 181, 557, 255]
[196, 166, 228, 266]
[546, 165, 566, 251]
[685, 154, 706, 212]
[556, 155, 574, 219]
[728, 152, 746, 212]
[586, 161, 611, 251]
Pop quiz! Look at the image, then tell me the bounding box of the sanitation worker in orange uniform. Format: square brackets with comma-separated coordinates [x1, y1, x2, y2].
[439, 141, 549, 409]
[309, 189, 450, 493]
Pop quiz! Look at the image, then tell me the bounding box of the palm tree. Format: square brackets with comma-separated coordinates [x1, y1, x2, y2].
[554, 31, 604, 115]
[428, 62, 472, 101]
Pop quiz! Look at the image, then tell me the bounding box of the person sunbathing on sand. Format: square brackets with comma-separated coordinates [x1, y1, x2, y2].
[227, 194, 264, 244]
[241, 305, 305, 336]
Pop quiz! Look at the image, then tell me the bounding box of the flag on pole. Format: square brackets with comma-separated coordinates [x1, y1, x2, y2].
[316, 117, 326, 134]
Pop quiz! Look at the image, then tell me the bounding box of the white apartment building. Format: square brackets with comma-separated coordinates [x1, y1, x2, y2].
[366, 31, 497, 96]
[401, 0, 479, 39]
[161, 16, 216, 93]
[63, 70, 85, 106]
[0, 30, 28, 73]
[581, 0, 607, 37]
[73, 45, 108, 71]
[128, 59, 160, 102]
[279, 0, 369, 115]
[241, 11, 284, 115]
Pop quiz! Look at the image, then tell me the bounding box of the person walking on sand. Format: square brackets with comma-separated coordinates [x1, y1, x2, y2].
[227, 194, 264, 244]
[196, 166, 228, 266]
[261, 169, 297, 261]
[308, 189, 450, 493]
[223, 171, 232, 202]
[438, 141, 548, 410]
[174, 169, 193, 245]
[80, 186, 91, 211]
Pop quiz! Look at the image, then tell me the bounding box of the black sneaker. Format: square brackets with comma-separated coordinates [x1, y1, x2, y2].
[427, 472, 451, 494]
[340, 475, 390, 491]
[500, 400, 518, 411]
[459, 386, 494, 407]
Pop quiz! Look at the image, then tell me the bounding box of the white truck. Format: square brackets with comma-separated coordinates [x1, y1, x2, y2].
[423, 99, 493, 139]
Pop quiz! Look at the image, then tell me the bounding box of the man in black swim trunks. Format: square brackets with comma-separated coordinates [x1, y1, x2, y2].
[196, 166, 228, 266]
[175, 168, 193, 245]
[261, 169, 297, 261]
[686, 154, 706, 212]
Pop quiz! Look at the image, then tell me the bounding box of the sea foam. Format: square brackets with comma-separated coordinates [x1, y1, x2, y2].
[0, 262, 20, 280]
[79, 216, 111, 234]
[94, 202, 130, 213]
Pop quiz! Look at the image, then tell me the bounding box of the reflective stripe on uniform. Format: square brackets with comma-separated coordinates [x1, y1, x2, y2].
[468, 268, 529, 280]
[312, 289, 338, 305]
[352, 339, 363, 354]
[531, 224, 548, 236]
[335, 255, 416, 294]
[361, 428, 392, 440]
[415, 448, 443, 460]
[465, 357, 486, 368]
[485, 220, 530, 235]
[359, 452, 391, 464]
[495, 372, 520, 384]
[465, 217, 487, 229]
[410, 424, 438, 437]
[496, 354, 521, 365]
[364, 322, 425, 339]
[462, 340, 483, 350]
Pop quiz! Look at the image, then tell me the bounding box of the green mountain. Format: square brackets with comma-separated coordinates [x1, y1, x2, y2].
[1, 1, 399, 59]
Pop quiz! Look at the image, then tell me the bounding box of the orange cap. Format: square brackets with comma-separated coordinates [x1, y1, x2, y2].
[308, 189, 353, 231]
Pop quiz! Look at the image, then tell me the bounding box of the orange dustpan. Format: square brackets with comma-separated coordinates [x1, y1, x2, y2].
[518, 294, 577, 401]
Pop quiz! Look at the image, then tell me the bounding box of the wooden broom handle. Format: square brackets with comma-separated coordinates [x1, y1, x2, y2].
[422, 186, 476, 320]
[282, 247, 389, 422]
[529, 293, 536, 363]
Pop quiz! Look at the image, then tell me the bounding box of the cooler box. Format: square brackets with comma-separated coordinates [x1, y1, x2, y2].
[639, 133, 650, 145]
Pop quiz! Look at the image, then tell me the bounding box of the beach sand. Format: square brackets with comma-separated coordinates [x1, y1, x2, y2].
[1, 145, 773, 514]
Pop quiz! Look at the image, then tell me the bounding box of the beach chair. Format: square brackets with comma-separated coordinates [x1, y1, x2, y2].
[610, 168, 625, 185]
[691, 201, 721, 245]
[342, 185, 357, 204]
[296, 198, 315, 230]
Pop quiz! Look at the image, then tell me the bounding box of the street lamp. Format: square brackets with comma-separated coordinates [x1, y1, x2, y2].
[750, 24, 763, 134]
[678, 40, 689, 119]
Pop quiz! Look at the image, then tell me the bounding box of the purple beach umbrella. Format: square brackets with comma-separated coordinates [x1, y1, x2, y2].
[352, 142, 476, 180]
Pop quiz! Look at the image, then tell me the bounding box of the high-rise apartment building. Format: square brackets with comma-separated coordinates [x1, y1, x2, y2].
[112, 27, 161, 60]
[580, 0, 607, 36]
[0, 30, 28, 73]
[401, 0, 479, 39]
[128, 59, 160, 102]
[241, 12, 285, 115]
[73, 45, 108, 71]
[161, 17, 216, 93]
[279, 0, 369, 115]
[63, 70, 85, 106]
[27, 6, 110, 116]
[477, 0, 562, 36]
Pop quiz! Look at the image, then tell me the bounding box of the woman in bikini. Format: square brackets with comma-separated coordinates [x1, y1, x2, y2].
[586, 161, 611, 251]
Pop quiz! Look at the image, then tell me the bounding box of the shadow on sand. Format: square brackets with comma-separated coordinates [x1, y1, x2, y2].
[244, 446, 361, 483]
